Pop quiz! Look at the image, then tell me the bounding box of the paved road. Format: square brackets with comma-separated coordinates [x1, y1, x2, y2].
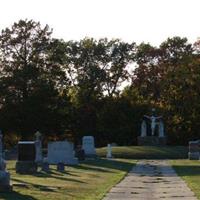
[103, 160, 197, 200]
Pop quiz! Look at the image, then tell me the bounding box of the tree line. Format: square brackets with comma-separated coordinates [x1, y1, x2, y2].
[0, 19, 200, 147]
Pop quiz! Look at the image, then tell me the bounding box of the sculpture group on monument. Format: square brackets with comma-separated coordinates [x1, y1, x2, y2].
[138, 109, 166, 145]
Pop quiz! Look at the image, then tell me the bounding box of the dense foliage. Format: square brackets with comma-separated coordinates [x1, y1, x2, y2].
[0, 19, 200, 146]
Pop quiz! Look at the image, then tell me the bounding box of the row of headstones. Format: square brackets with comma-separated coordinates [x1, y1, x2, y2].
[0, 132, 113, 191]
[16, 134, 97, 174]
[188, 140, 200, 160]
[0, 133, 99, 191]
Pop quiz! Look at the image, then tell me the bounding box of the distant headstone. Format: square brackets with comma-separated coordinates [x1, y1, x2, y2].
[57, 162, 65, 172]
[106, 144, 112, 159]
[75, 145, 85, 161]
[42, 160, 50, 172]
[82, 136, 96, 157]
[42, 163, 49, 172]
[0, 132, 12, 191]
[141, 120, 147, 137]
[47, 141, 78, 165]
[188, 140, 200, 160]
[35, 131, 43, 163]
[158, 121, 165, 138]
[111, 143, 118, 147]
[16, 141, 37, 174]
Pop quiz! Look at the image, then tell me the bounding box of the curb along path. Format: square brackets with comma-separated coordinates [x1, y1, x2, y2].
[103, 160, 197, 200]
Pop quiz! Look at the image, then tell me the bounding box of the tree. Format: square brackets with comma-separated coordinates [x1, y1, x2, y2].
[159, 57, 200, 144]
[132, 37, 194, 103]
[0, 19, 67, 138]
[132, 42, 162, 102]
[103, 39, 135, 97]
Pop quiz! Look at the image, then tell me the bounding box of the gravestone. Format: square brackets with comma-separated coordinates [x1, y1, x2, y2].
[42, 162, 50, 172]
[188, 140, 200, 160]
[57, 162, 65, 172]
[47, 141, 78, 165]
[75, 145, 85, 161]
[41, 158, 49, 172]
[35, 131, 43, 164]
[82, 136, 96, 158]
[16, 141, 38, 174]
[0, 132, 12, 191]
[106, 144, 112, 159]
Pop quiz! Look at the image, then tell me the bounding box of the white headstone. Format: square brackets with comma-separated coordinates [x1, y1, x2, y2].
[47, 141, 78, 165]
[106, 144, 112, 159]
[35, 131, 43, 163]
[82, 136, 96, 156]
[141, 120, 147, 137]
[159, 121, 165, 138]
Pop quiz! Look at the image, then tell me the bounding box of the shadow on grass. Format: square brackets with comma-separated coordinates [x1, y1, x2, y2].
[13, 167, 84, 183]
[0, 191, 37, 200]
[12, 177, 71, 192]
[80, 158, 200, 177]
[12, 169, 86, 184]
[172, 164, 200, 176]
[75, 158, 134, 173]
[33, 169, 78, 177]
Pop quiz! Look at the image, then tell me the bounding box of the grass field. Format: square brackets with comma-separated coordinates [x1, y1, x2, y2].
[97, 145, 188, 159]
[1, 145, 199, 200]
[0, 159, 135, 200]
[171, 159, 200, 200]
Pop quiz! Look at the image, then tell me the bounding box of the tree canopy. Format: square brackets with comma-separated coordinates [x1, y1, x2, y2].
[0, 19, 200, 146]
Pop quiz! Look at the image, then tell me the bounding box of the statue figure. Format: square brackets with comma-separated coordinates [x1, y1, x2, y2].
[158, 121, 165, 137]
[144, 109, 162, 136]
[141, 120, 147, 137]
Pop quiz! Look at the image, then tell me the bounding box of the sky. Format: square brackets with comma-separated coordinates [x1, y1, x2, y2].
[0, 0, 200, 46]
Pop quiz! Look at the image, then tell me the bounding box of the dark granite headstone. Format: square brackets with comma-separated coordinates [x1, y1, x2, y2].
[137, 136, 167, 146]
[16, 141, 37, 174]
[18, 141, 36, 161]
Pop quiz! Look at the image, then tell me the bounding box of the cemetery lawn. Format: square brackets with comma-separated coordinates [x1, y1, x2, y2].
[171, 159, 200, 199]
[0, 159, 135, 200]
[97, 146, 188, 159]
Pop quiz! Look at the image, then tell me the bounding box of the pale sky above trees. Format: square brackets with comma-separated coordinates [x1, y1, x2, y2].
[0, 0, 199, 46]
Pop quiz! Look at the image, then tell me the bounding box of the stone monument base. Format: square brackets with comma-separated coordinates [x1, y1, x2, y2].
[188, 152, 200, 160]
[0, 171, 12, 192]
[137, 136, 167, 146]
[16, 161, 38, 174]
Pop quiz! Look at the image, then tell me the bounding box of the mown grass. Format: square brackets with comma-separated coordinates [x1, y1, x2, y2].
[0, 159, 135, 200]
[0, 146, 193, 200]
[171, 159, 200, 200]
[97, 146, 188, 159]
